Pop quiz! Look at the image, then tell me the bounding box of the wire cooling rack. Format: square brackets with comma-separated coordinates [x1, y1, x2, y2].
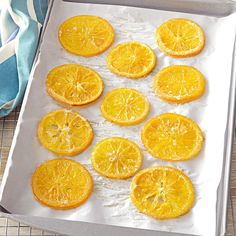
[0, 218, 60, 236]
[0, 106, 235, 236]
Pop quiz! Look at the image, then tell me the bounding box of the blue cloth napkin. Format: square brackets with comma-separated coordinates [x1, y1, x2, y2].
[0, 0, 48, 117]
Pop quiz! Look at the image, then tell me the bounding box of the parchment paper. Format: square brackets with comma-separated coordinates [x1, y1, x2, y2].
[1, 1, 236, 235]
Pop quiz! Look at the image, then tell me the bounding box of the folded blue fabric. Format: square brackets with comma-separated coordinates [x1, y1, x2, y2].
[0, 0, 48, 117]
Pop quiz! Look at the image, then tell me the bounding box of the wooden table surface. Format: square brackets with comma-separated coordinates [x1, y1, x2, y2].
[0, 107, 235, 235]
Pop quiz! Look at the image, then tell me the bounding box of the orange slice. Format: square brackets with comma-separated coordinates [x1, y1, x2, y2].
[153, 65, 205, 103]
[106, 42, 156, 78]
[46, 64, 104, 106]
[100, 88, 150, 126]
[156, 18, 205, 57]
[37, 109, 93, 156]
[58, 15, 115, 56]
[32, 158, 93, 209]
[91, 137, 142, 179]
[130, 166, 195, 219]
[141, 113, 203, 161]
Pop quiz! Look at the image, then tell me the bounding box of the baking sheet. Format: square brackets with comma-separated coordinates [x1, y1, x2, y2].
[1, 0, 236, 235]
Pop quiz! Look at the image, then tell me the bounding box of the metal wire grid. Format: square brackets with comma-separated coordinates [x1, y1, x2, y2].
[0, 218, 60, 236]
[0, 107, 19, 180]
[0, 107, 235, 236]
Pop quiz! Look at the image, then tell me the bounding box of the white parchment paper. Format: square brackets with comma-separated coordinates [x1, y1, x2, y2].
[1, 1, 236, 235]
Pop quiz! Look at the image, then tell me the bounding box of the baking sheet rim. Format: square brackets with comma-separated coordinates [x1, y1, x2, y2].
[1, 1, 236, 236]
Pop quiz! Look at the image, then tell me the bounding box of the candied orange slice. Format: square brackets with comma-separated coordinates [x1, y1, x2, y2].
[153, 65, 205, 103]
[141, 113, 203, 161]
[100, 88, 150, 126]
[106, 42, 156, 78]
[156, 18, 205, 57]
[130, 166, 195, 219]
[32, 158, 93, 209]
[91, 137, 142, 179]
[58, 15, 115, 56]
[46, 64, 104, 106]
[37, 109, 93, 156]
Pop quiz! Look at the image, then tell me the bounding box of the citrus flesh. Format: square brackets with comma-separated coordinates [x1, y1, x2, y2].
[46, 64, 104, 106]
[153, 65, 205, 103]
[141, 113, 203, 161]
[106, 41, 156, 78]
[130, 166, 195, 219]
[37, 109, 93, 156]
[156, 18, 205, 58]
[32, 158, 93, 209]
[91, 137, 142, 179]
[58, 15, 115, 56]
[100, 88, 150, 126]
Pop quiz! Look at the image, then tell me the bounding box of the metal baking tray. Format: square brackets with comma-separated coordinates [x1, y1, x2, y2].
[1, 0, 236, 235]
